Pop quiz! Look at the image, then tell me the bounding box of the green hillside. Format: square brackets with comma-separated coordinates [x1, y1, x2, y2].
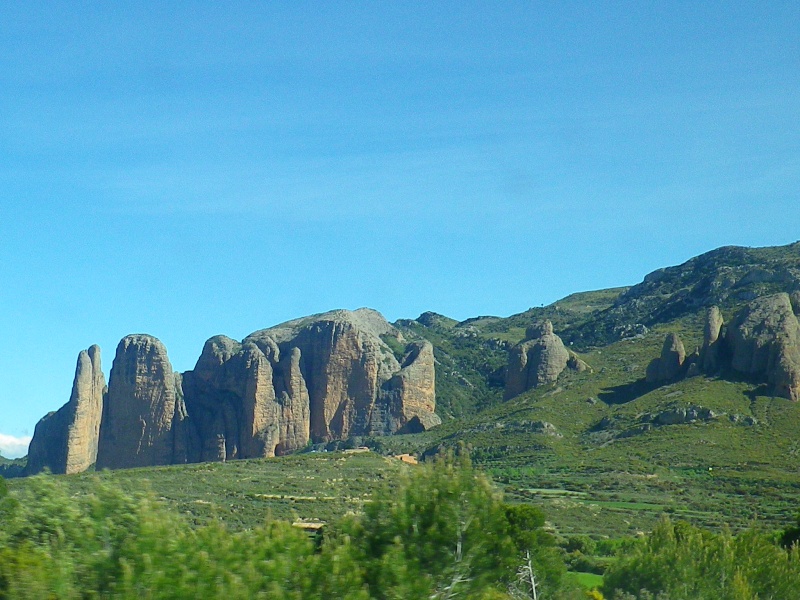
[8, 242, 800, 544]
[384, 242, 800, 537]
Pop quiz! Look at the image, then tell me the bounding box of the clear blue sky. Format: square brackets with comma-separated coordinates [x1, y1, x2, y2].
[1, 2, 799, 456]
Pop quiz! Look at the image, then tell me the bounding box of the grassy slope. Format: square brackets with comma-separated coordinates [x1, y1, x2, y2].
[390, 242, 800, 538]
[391, 314, 800, 538]
[8, 452, 405, 531]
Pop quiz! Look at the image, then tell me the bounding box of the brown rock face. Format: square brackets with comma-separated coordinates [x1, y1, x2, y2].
[27, 346, 106, 475]
[96, 335, 184, 469]
[30, 308, 439, 472]
[705, 306, 724, 346]
[64, 346, 106, 473]
[274, 318, 388, 441]
[182, 337, 310, 461]
[377, 341, 440, 434]
[181, 308, 432, 461]
[504, 320, 570, 399]
[275, 347, 312, 454]
[646, 333, 687, 383]
[26, 411, 67, 475]
[642, 295, 800, 402]
[701, 306, 725, 373]
[245, 308, 435, 441]
[725, 293, 800, 401]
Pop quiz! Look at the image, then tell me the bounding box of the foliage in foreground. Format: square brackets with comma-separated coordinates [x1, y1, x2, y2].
[0, 456, 578, 599]
[603, 518, 800, 600]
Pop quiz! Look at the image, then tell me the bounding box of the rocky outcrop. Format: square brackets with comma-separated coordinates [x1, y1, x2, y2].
[30, 308, 439, 473]
[96, 335, 188, 470]
[186, 309, 437, 455]
[504, 321, 571, 399]
[700, 306, 725, 373]
[26, 412, 67, 475]
[27, 346, 106, 475]
[250, 313, 392, 441]
[646, 333, 686, 383]
[181, 336, 310, 461]
[246, 309, 436, 440]
[651, 294, 800, 401]
[377, 341, 440, 434]
[651, 406, 718, 426]
[567, 243, 800, 348]
[724, 293, 800, 401]
[567, 351, 591, 373]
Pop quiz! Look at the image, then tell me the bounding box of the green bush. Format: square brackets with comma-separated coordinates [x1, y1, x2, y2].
[338, 451, 514, 598]
[0, 475, 321, 598]
[603, 518, 800, 599]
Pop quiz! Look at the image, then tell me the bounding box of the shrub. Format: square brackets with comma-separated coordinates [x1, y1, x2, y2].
[603, 517, 800, 599]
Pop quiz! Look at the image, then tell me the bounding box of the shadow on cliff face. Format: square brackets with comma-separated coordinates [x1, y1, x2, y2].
[598, 379, 660, 405]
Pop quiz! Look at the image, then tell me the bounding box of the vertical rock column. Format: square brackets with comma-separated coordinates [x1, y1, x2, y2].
[700, 306, 725, 373]
[96, 335, 182, 469]
[646, 333, 686, 383]
[26, 345, 106, 475]
[64, 345, 106, 473]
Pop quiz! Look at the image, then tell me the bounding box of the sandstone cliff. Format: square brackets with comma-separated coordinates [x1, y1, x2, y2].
[27, 346, 106, 475]
[30, 308, 439, 472]
[96, 335, 188, 470]
[181, 336, 310, 461]
[700, 306, 725, 373]
[375, 341, 440, 434]
[244, 308, 437, 441]
[724, 293, 800, 401]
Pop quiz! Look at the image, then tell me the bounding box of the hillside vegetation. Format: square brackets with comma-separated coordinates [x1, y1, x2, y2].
[384, 242, 800, 537]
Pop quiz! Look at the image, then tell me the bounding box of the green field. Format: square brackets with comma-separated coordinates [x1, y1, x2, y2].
[8, 452, 406, 530]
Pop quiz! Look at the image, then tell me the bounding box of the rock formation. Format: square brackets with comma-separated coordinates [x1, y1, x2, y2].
[651, 406, 718, 426]
[648, 294, 800, 401]
[724, 293, 800, 401]
[29, 308, 439, 472]
[377, 341, 440, 434]
[244, 309, 437, 441]
[96, 335, 188, 470]
[504, 321, 571, 399]
[27, 346, 106, 475]
[646, 333, 686, 383]
[700, 306, 725, 373]
[567, 351, 591, 373]
[181, 336, 310, 462]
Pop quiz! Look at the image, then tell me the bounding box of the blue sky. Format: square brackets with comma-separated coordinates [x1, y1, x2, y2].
[1, 2, 799, 457]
